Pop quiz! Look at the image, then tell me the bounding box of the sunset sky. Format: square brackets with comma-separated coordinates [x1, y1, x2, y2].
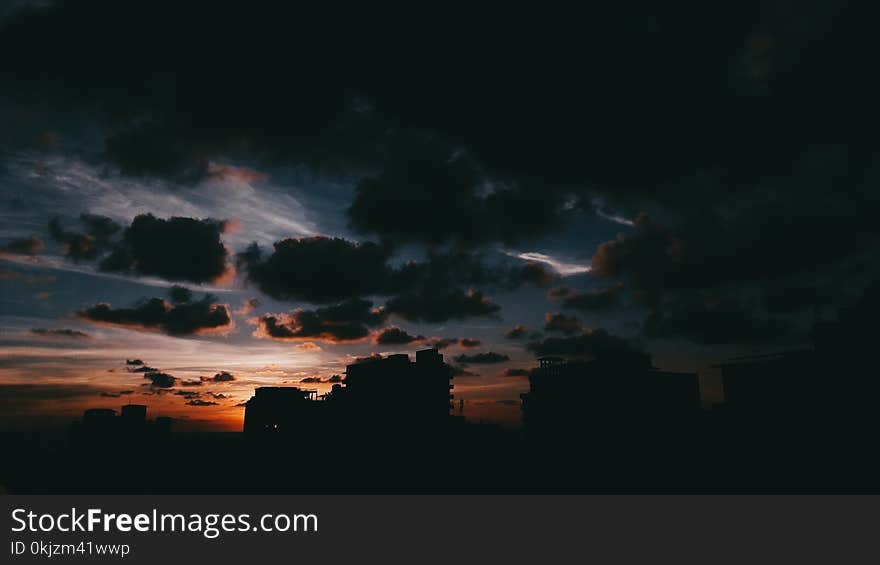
[1, 1, 877, 432]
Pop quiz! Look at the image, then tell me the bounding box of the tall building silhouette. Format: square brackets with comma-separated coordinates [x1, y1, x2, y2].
[242, 348, 454, 437]
[521, 355, 700, 439]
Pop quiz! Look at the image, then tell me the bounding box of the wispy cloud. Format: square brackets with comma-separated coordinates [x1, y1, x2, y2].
[503, 251, 591, 276]
[591, 197, 635, 227]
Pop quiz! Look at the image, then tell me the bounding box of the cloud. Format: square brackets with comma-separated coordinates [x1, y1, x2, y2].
[236, 298, 260, 315]
[125, 359, 145, 366]
[207, 162, 268, 185]
[427, 337, 458, 350]
[458, 338, 481, 348]
[352, 353, 383, 364]
[506, 261, 555, 288]
[210, 371, 236, 382]
[239, 237, 392, 304]
[643, 298, 794, 344]
[144, 371, 176, 388]
[99, 214, 231, 284]
[252, 298, 387, 342]
[1, 235, 44, 256]
[543, 312, 584, 335]
[78, 293, 232, 336]
[527, 329, 650, 366]
[375, 326, 425, 345]
[29, 328, 90, 339]
[167, 285, 193, 304]
[502, 368, 531, 377]
[385, 289, 500, 323]
[504, 251, 591, 276]
[240, 242, 531, 322]
[186, 399, 218, 406]
[348, 136, 567, 244]
[48, 214, 120, 261]
[454, 352, 510, 364]
[327, 374, 343, 383]
[505, 324, 528, 339]
[180, 379, 203, 387]
[4, 1, 880, 351]
[548, 285, 623, 311]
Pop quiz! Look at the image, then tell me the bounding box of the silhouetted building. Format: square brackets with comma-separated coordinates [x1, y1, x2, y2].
[341, 348, 453, 422]
[712, 299, 880, 463]
[120, 404, 147, 422]
[242, 348, 454, 438]
[521, 356, 700, 439]
[71, 404, 171, 447]
[153, 416, 173, 437]
[243, 387, 320, 435]
[717, 350, 815, 414]
[82, 408, 116, 428]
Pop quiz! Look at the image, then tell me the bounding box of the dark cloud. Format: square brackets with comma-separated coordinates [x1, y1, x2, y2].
[528, 330, 650, 367]
[144, 371, 176, 388]
[241, 241, 535, 322]
[210, 371, 236, 382]
[99, 214, 230, 284]
[352, 353, 383, 364]
[458, 338, 481, 348]
[168, 285, 193, 305]
[643, 298, 794, 345]
[454, 352, 510, 364]
[543, 313, 584, 335]
[385, 289, 500, 323]
[47, 213, 230, 284]
[503, 368, 531, 377]
[29, 328, 90, 339]
[125, 359, 145, 366]
[549, 285, 623, 311]
[375, 326, 425, 345]
[180, 379, 203, 387]
[505, 324, 528, 339]
[128, 366, 158, 373]
[173, 390, 200, 399]
[79, 294, 231, 336]
[507, 262, 555, 289]
[427, 337, 458, 350]
[348, 136, 568, 244]
[239, 237, 391, 304]
[254, 298, 387, 342]
[3, 1, 880, 350]
[186, 399, 218, 407]
[48, 215, 118, 261]
[327, 374, 343, 383]
[1, 235, 44, 255]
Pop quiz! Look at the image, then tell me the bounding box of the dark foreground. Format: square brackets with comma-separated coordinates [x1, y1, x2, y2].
[3, 416, 879, 494]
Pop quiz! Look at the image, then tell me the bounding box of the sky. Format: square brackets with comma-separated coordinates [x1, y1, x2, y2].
[1, 1, 878, 431]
